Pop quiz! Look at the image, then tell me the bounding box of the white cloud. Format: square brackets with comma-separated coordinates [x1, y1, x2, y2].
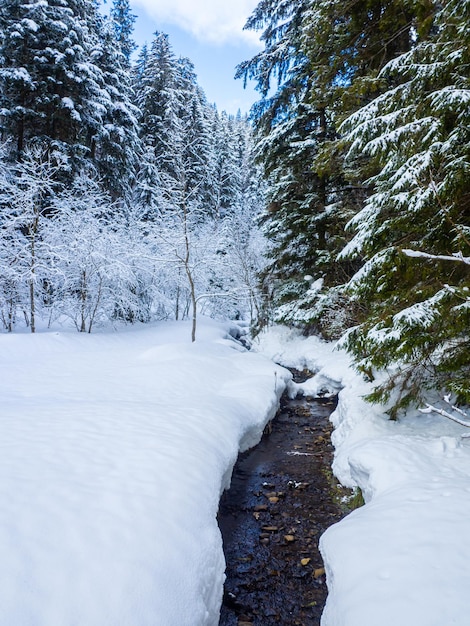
[132, 0, 261, 45]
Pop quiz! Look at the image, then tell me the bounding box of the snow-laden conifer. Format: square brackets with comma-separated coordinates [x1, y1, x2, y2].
[339, 0, 470, 412]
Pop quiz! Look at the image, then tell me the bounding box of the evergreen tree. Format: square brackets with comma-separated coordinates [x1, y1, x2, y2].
[175, 57, 216, 217]
[109, 0, 137, 65]
[237, 0, 362, 335]
[239, 0, 430, 337]
[338, 0, 470, 413]
[211, 111, 243, 218]
[0, 0, 139, 195]
[132, 42, 148, 89]
[135, 32, 182, 199]
[0, 0, 105, 161]
[94, 18, 141, 199]
[135, 33, 217, 219]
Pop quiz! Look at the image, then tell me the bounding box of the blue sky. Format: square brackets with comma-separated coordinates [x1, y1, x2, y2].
[128, 0, 263, 115]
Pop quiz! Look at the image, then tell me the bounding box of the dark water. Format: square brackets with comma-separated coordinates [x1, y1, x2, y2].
[218, 385, 343, 626]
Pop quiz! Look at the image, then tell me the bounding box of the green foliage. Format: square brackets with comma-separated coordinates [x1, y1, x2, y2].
[244, 0, 469, 414]
[339, 0, 470, 413]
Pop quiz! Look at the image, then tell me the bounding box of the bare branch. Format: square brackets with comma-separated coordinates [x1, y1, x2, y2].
[419, 403, 470, 429]
[402, 249, 470, 266]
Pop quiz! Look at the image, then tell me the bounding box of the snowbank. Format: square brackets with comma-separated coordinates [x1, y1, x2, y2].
[0, 319, 290, 626]
[255, 325, 470, 626]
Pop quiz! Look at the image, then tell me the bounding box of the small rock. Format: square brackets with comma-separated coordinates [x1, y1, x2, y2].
[237, 556, 253, 563]
[284, 534, 296, 542]
[300, 558, 311, 566]
[254, 504, 268, 512]
[262, 526, 279, 532]
[268, 496, 280, 503]
[313, 567, 325, 578]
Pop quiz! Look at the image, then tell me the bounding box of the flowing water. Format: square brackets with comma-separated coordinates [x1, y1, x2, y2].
[218, 373, 346, 626]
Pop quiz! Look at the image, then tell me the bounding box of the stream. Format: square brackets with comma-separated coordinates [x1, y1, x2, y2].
[218, 371, 347, 626]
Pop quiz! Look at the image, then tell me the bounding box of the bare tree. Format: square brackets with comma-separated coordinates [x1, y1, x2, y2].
[0, 145, 60, 332]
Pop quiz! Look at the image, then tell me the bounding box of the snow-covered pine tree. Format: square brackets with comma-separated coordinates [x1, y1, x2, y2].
[0, 0, 105, 165]
[174, 57, 216, 218]
[94, 16, 142, 200]
[239, 0, 428, 337]
[339, 0, 470, 414]
[236, 0, 363, 336]
[134, 32, 186, 216]
[0, 0, 139, 196]
[132, 42, 148, 90]
[237, 0, 326, 330]
[211, 111, 243, 219]
[109, 0, 137, 66]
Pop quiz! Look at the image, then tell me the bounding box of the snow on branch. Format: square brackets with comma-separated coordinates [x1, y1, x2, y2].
[420, 397, 470, 438]
[402, 248, 470, 266]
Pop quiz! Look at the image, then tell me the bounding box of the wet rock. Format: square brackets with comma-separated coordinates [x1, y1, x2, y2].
[253, 504, 268, 512]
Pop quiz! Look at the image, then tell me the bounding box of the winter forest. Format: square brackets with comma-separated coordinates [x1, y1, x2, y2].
[0, 0, 267, 341]
[1, 0, 468, 414]
[0, 0, 469, 624]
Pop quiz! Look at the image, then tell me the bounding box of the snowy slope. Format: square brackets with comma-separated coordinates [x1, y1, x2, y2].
[255, 325, 470, 626]
[0, 320, 290, 626]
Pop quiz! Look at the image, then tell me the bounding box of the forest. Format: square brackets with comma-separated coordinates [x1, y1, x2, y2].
[0, 0, 266, 340]
[0, 0, 469, 414]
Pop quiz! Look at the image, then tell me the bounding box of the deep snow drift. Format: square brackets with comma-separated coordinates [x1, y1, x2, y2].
[0, 320, 290, 626]
[255, 326, 470, 626]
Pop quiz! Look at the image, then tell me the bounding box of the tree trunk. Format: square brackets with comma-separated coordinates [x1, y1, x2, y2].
[29, 231, 36, 333]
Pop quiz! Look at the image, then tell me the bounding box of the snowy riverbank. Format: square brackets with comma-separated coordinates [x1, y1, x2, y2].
[255, 325, 470, 626]
[0, 320, 290, 626]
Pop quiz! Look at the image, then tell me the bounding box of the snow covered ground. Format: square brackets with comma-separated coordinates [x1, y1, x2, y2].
[0, 319, 290, 626]
[3, 319, 470, 626]
[255, 325, 470, 626]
